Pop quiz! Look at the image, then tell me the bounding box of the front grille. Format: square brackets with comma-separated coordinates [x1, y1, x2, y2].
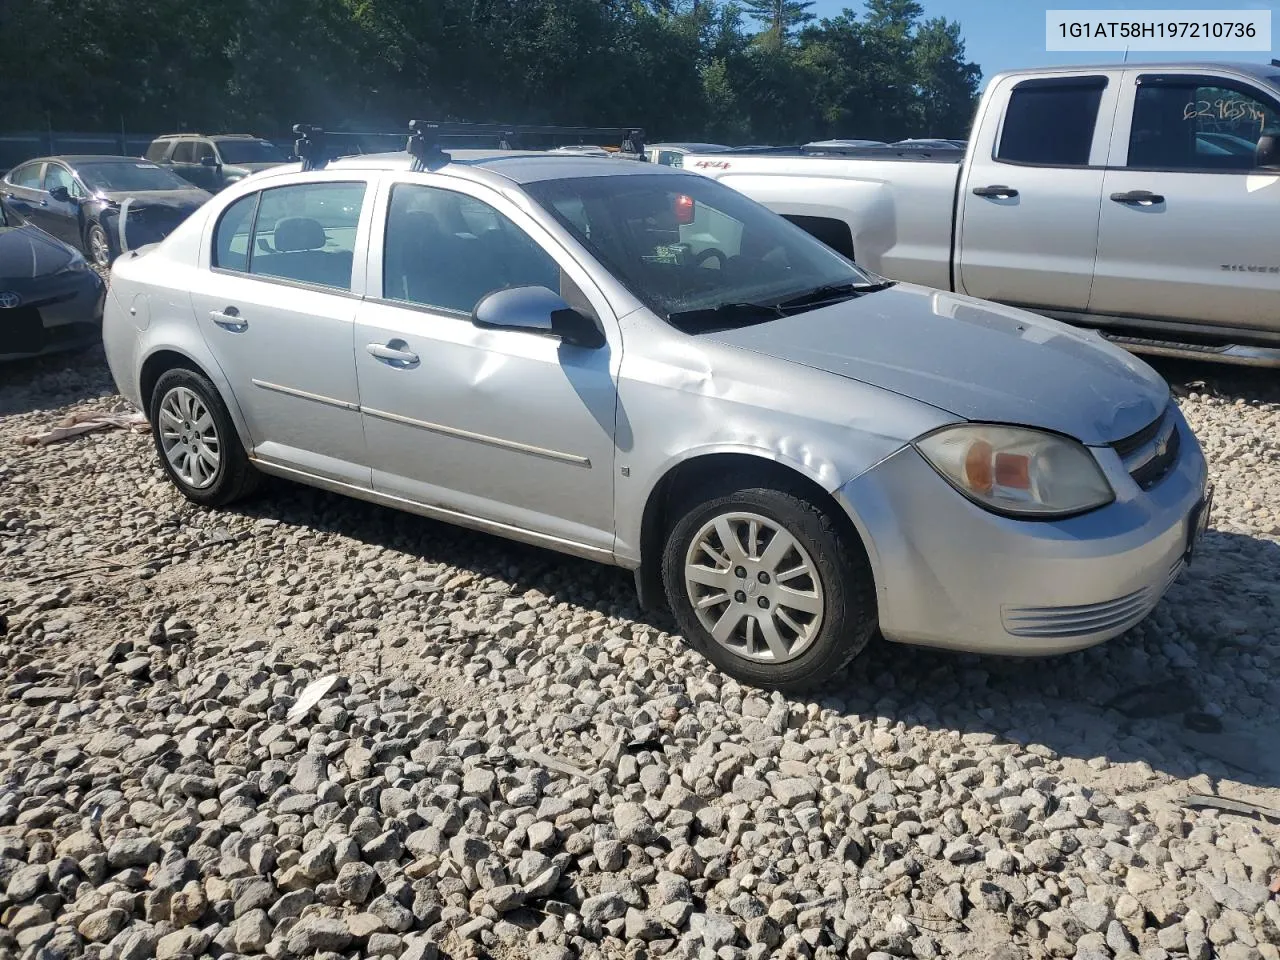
[1002, 560, 1182, 639]
[1111, 407, 1179, 490]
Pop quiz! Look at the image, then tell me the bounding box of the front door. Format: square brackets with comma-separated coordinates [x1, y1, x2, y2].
[354, 178, 619, 554]
[956, 73, 1114, 311]
[38, 162, 85, 245]
[189, 176, 374, 486]
[1090, 71, 1280, 330]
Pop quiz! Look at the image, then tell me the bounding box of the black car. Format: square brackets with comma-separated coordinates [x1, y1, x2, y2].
[145, 133, 289, 192]
[1, 156, 211, 267]
[0, 197, 104, 362]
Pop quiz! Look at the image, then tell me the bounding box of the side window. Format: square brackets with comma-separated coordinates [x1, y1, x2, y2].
[248, 182, 366, 290]
[194, 141, 216, 163]
[1129, 81, 1280, 170]
[383, 183, 561, 313]
[213, 192, 260, 272]
[172, 141, 195, 163]
[44, 164, 74, 193]
[10, 163, 43, 188]
[145, 141, 170, 162]
[658, 150, 681, 167]
[996, 78, 1105, 166]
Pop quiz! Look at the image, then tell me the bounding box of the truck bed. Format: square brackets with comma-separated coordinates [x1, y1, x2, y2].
[686, 151, 962, 291]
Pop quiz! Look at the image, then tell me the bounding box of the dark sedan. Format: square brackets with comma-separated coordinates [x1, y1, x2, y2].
[1, 156, 211, 267]
[0, 198, 104, 362]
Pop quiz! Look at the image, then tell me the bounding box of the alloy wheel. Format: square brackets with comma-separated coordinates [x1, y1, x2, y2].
[683, 511, 825, 663]
[157, 386, 221, 489]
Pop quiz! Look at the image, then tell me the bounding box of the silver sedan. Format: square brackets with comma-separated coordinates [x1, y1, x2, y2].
[101, 150, 1210, 690]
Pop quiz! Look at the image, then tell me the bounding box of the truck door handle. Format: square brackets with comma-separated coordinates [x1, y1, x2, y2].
[367, 340, 420, 368]
[972, 184, 1018, 198]
[1110, 190, 1164, 206]
[210, 307, 247, 331]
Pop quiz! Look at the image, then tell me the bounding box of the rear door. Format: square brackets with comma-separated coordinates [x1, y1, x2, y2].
[1090, 70, 1280, 330]
[189, 175, 374, 486]
[168, 139, 201, 186]
[956, 73, 1118, 310]
[3, 161, 46, 220]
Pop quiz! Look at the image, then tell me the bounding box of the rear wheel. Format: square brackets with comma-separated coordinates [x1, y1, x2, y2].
[661, 476, 877, 691]
[149, 367, 258, 506]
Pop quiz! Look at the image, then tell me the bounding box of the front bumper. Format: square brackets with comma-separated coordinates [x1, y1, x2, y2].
[0, 269, 105, 362]
[836, 407, 1208, 655]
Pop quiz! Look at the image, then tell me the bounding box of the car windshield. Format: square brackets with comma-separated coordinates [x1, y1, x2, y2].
[215, 139, 287, 164]
[525, 173, 877, 331]
[78, 161, 191, 192]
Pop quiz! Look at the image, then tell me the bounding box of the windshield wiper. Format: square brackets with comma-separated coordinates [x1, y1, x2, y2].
[666, 301, 782, 332]
[772, 279, 896, 312]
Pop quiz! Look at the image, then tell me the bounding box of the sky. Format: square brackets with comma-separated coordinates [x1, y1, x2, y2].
[806, 0, 1277, 81]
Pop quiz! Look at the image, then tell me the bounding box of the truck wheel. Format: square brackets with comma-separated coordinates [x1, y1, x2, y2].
[661, 476, 877, 691]
[149, 367, 259, 506]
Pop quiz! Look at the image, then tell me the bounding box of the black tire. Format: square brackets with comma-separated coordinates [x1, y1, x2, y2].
[86, 222, 116, 268]
[661, 475, 877, 692]
[148, 367, 259, 507]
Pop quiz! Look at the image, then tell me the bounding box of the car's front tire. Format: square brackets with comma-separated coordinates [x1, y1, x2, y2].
[661, 475, 878, 692]
[149, 367, 259, 507]
[86, 222, 115, 268]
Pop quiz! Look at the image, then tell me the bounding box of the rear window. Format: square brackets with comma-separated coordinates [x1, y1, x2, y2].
[997, 78, 1106, 166]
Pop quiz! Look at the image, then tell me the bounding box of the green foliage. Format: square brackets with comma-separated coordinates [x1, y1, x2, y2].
[0, 0, 981, 144]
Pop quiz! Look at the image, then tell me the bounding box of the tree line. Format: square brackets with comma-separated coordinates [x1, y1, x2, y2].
[0, 0, 982, 145]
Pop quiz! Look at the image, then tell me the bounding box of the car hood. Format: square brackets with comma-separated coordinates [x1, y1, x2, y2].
[97, 188, 211, 209]
[225, 161, 283, 175]
[704, 284, 1170, 446]
[0, 221, 76, 280]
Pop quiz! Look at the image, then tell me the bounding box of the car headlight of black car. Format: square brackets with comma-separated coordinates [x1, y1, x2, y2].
[56, 249, 91, 273]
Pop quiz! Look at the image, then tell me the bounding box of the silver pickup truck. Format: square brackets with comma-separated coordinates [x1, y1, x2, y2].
[686, 61, 1280, 365]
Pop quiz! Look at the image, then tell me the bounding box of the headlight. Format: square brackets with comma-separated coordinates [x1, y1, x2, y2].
[915, 424, 1114, 518]
[58, 250, 90, 272]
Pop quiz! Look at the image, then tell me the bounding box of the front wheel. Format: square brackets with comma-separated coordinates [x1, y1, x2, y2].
[86, 222, 115, 268]
[661, 479, 878, 691]
[149, 367, 259, 506]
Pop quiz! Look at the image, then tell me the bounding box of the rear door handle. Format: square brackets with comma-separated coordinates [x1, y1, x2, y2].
[367, 340, 420, 368]
[210, 307, 247, 331]
[1110, 190, 1164, 205]
[972, 184, 1018, 198]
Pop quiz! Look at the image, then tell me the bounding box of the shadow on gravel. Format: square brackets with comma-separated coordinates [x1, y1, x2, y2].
[229, 474, 1280, 793]
[0, 344, 119, 416]
[825, 526, 1280, 792]
[1148, 355, 1280, 404]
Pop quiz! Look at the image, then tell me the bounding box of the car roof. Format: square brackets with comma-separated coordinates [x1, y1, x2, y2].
[12, 155, 151, 166]
[314, 150, 689, 185]
[990, 59, 1279, 82]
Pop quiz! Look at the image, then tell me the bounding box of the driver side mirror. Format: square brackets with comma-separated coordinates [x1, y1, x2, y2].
[48, 186, 73, 203]
[1256, 129, 1280, 169]
[472, 285, 605, 349]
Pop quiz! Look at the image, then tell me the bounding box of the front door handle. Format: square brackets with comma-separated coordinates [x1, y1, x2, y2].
[367, 340, 420, 368]
[972, 184, 1018, 199]
[1110, 190, 1164, 206]
[210, 307, 247, 332]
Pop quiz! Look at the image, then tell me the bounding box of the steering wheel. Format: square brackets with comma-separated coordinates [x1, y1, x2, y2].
[694, 247, 726, 268]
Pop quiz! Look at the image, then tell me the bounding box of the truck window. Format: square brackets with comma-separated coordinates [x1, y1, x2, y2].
[145, 141, 171, 162]
[996, 77, 1105, 167]
[1128, 79, 1280, 171]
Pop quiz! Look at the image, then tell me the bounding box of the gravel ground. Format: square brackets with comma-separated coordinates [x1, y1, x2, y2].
[1, 344, 1279, 960]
